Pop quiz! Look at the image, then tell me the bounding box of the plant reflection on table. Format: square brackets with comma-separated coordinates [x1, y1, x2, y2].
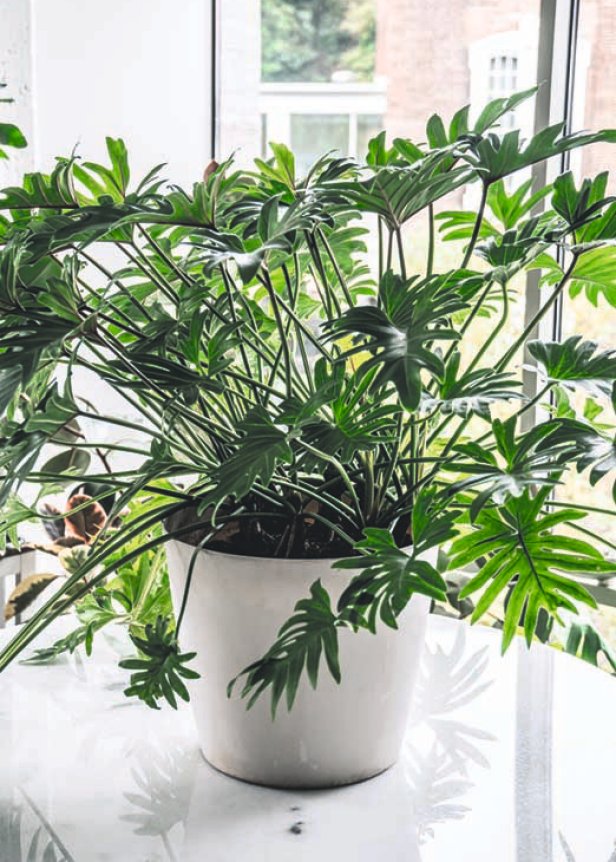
[404, 627, 495, 844]
[121, 627, 494, 859]
[121, 742, 201, 862]
[558, 832, 616, 862]
[0, 788, 74, 862]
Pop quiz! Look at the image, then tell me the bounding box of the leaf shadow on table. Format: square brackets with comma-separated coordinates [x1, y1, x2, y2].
[119, 627, 496, 861]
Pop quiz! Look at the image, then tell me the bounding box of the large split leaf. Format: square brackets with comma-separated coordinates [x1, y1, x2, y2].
[464, 125, 616, 185]
[424, 351, 521, 419]
[205, 407, 293, 507]
[334, 528, 448, 632]
[325, 271, 466, 410]
[528, 336, 616, 398]
[445, 416, 582, 519]
[450, 493, 609, 650]
[228, 579, 341, 717]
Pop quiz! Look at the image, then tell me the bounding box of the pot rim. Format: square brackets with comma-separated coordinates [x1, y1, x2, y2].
[167, 537, 414, 567]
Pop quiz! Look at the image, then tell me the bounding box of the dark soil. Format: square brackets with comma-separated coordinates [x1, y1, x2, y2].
[165, 500, 360, 560]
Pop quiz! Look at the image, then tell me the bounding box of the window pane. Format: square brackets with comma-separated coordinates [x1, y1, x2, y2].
[290, 113, 350, 174]
[357, 113, 383, 158]
[262, 0, 376, 83]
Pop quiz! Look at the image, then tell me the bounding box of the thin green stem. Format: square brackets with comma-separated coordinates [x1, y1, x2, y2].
[465, 281, 509, 374]
[395, 226, 406, 279]
[295, 441, 364, 523]
[316, 227, 355, 307]
[496, 255, 578, 372]
[426, 204, 435, 277]
[461, 182, 488, 269]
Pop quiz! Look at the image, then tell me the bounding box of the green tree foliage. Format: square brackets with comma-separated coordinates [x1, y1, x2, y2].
[261, 0, 376, 82]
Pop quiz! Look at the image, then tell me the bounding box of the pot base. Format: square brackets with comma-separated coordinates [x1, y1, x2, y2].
[200, 746, 396, 790]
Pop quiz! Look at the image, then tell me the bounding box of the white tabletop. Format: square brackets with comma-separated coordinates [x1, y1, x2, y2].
[0, 616, 614, 862]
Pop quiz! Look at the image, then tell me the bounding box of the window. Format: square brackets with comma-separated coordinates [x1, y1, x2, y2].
[489, 54, 519, 127]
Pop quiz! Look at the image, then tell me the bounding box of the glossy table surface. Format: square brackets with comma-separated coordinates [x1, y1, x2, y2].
[0, 616, 614, 862]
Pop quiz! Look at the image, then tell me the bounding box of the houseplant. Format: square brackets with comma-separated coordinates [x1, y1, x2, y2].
[1, 87, 615, 786]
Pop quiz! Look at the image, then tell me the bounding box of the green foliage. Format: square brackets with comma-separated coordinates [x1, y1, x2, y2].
[261, 0, 375, 83]
[438, 178, 551, 243]
[569, 247, 616, 308]
[450, 494, 608, 651]
[0, 90, 615, 714]
[228, 579, 341, 717]
[424, 351, 521, 419]
[334, 528, 448, 629]
[0, 123, 27, 159]
[528, 336, 616, 398]
[205, 407, 294, 508]
[551, 170, 613, 232]
[464, 124, 616, 185]
[0, 82, 27, 160]
[564, 619, 616, 673]
[445, 416, 581, 520]
[120, 615, 200, 710]
[325, 271, 466, 409]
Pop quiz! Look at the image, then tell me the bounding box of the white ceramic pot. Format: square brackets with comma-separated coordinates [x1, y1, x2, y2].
[166, 541, 434, 789]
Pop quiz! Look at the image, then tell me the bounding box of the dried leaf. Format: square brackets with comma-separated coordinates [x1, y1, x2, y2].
[303, 499, 320, 525]
[4, 573, 59, 621]
[37, 535, 86, 556]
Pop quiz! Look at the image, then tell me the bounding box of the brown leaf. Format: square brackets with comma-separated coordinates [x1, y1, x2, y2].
[203, 160, 219, 180]
[212, 520, 240, 543]
[64, 494, 106, 542]
[4, 573, 59, 621]
[303, 499, 320, 526]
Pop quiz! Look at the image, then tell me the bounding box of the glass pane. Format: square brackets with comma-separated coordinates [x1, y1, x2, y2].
[262, 1, 376, 83]
[290, 113, 350, 174]
[357, 113, 383, 158]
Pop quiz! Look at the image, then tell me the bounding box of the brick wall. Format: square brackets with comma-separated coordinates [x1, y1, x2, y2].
[376, 0, 616, 189]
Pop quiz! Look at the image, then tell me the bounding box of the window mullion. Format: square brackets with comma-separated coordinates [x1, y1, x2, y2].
[521, 0, 578, 430]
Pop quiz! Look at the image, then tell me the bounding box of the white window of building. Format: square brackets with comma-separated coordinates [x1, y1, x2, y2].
[488, 53, 519, 128]
[468, 19, 538, 140]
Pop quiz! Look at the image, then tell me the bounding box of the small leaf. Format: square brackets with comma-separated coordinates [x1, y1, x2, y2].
[0, 122, 27, 149]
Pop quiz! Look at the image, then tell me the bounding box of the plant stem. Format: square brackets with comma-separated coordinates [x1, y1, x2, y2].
[496, 255, 578, 371]
[296, 441, 364, 523]
[395, 226, 406, 279]
[465, 281, 509, 373]
[461, 182, 488, 269]
[316, 227, 354, 307]
[426, 204, 435, 277]
[262, 270, 292, 397]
